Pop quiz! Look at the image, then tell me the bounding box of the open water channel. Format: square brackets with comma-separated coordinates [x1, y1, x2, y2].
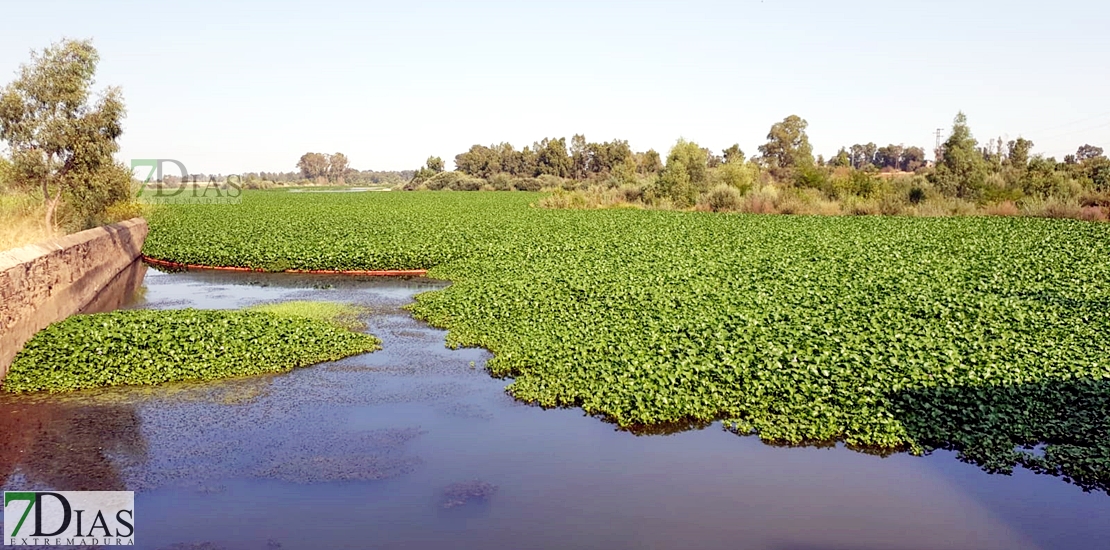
[1, 267, 1107, 549]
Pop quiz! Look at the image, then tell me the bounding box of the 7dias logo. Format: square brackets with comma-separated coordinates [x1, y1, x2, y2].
[131, 158, 242, 205]
[4, 491, 134, 546]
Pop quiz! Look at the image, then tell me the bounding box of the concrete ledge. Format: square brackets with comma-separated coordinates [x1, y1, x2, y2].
[0, 218, 149, 379]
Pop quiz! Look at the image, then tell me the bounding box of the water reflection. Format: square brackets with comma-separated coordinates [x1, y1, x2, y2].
[893, 377, 1110, 494]
[0, 397, 146, 491]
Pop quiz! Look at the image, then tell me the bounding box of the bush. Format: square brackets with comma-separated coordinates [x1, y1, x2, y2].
[424, 171, 485, 191]
[535, 174, 564, 190]
[704, 184, 742, 212]
[488, 173, 514, 191]
[619, 184, 645, 203]
[908, 187, 926, 204]
[712, 161, 759, 195]
[104, 200, 147, 222]
[512, 177, 542, 192]
[793, 164, 830, 194]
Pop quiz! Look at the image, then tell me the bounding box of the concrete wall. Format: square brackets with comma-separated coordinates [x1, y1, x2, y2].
[0, 218, 149, 378]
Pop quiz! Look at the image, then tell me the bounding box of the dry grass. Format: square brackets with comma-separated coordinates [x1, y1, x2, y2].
[0, 194, 53, 252]
[0, 194, 153, 252]
[537, 185, 1110, 223]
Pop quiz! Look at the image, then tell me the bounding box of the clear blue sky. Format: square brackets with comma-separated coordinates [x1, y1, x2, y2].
[2, 0, 1107, 174]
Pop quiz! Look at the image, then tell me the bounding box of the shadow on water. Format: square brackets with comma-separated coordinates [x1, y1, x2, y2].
[0, 397, 146, 491]
[891, 377, 1110, 494]
[0, 258, 150, 492]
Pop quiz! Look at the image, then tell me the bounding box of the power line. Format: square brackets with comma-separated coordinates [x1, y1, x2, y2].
[1025, 111, 1110, 135]
[1036, 120, 1110, 141]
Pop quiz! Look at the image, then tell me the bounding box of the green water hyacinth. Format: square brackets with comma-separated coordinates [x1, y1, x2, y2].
[143, 190, 1110, 490]
[4, 308, 381, 393]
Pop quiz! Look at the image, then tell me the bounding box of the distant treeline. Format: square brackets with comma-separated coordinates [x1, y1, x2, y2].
[407, 113, 1109, 221]
[158, 151, 415, 188]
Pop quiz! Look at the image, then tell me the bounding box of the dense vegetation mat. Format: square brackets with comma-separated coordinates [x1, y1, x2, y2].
[144, 191, 1110, 490]
[3, 307, 381, 393]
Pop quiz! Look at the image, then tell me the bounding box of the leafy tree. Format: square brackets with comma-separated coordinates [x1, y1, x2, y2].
[534, 137, 571, 178]
[715, 147, 758, 193]
[899, 146, 926, 172]
[0, 155, 11, 187]
[830, 148, 852, 168]
[978, 137, 1006, 171]
[1022, 155, 1066, 197]
[587, 139, 633, 176]
[455, 144, 501, 178]
[1086, 157, 1110, 191]
[722, 144, 745, 164]
[850, 143, 878, 169]
[412, 156, 447, 183]
[657, 139, 708, 206]
[327, 152, 349, 182]
[636, 149, 663, 175]
[297, 152, 329, 180]
[1006, 138, 1034, 168]
[758, 115, 814, 178]
[930, 112, 988, 198]
[875, 144, 904, 170]
[1076, 144, 1105, 163]
[570, 134, 589, 180]
[0, 38, 127, 230]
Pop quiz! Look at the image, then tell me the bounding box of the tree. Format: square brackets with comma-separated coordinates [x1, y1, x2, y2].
[534, 137, 571, 178]
[297, 152, 329, 180]
[0, 156, 11, 186]
[1076, 144, 1105, 163]
[454, 145, 501, 178]
[587, 139, 633, 176]
[1086, 157, 1110, 191]
[1005, 137, 1034, 168]
[899, 146, 926, 172]
[570, 134, 589, 180]
[930, 112, 988, 198]
[830, 148, 852, 168]
[0, 39, 127, 231]
[849, 142, 878, 169]
[657, 139, 709, 206]
[327, 152, 349, 182]
[722, 144, 745, 164]
[875, 144, 904, 170]
[758, 115, 814, 178]
[636, 149, 663, 174]
[426, 156, 445, 173]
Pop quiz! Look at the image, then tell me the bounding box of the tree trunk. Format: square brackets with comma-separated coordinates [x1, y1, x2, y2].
[44, 190, 61, 235]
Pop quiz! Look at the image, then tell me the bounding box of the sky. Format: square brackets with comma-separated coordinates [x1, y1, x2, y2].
[1, 0, 1108, 174]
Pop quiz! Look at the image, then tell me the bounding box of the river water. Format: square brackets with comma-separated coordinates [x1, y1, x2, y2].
[1, 268, 1107, 550]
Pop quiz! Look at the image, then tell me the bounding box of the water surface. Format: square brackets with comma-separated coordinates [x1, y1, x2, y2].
[1, 270, 1107, 550]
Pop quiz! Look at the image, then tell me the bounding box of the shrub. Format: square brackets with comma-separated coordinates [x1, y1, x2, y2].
[1077, 206, 1108, 222]
[535, 174, 564, 190]
[704, 184, 742, 212]
[488, 173, 514, 191]
[512, 178, 542, 192]
[984, 201, 1020, 217]
[712, 161, 759, 195]
[424, 171, 485, 191]
[908, 187, 926, 204]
